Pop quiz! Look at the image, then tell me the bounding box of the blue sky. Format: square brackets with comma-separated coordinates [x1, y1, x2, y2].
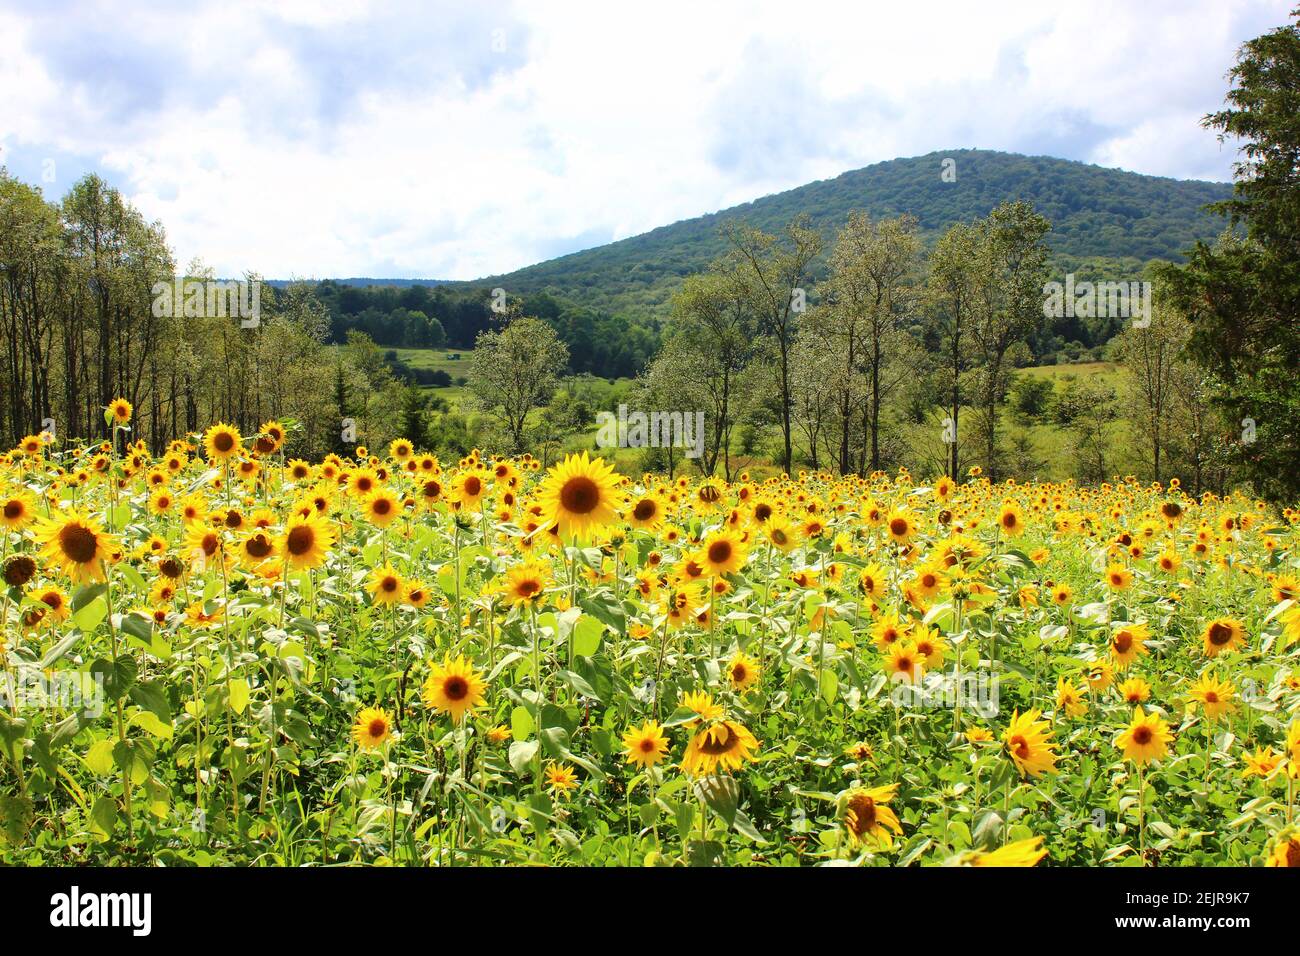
[0, 0, 1291, 279]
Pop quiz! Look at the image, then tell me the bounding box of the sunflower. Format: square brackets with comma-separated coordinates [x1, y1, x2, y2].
[362, 488, 401, 528]
[885, 509, 914, 545]
[871, 611, 906, 650]
[625, 492, 665, 531]
[858, 562, 887, 600]
[352, 706, 393, 749]
[2, 554, 36, 588]
[0, 490, 36, 530]
[622, 721, 670, 769]
[238, 529, 277, 568]
[1240, 746, 1282, 780]
[965, 836, 1048, 867]
[763, 514, 800, 553]
[884, 641, 922, 683]
[1187, 672, 1235, 720]
[388, 438, 414, 461]
[405, 580, 431, 608]
[31, 585, 71, 622]
[1050, 583, 1073, 606]
[448, 468, 488, 511]
[279, 511, 336, 571]
[726, 651, 760, 690]
[502, 560, 552, 607]
[697, 529, 746, 578]
[107, 397, 132, 425]
[203, 423, 243, 462]
[1118, 676, 1151, 704]
[1055, 675, 1087, 718]
[911, 563, 947, 602]
[545, 762, 579, 796]
[368, 565, 406, 606]
[842, 784, 903, 848]
[693, 477, 727, 512]
[1266, 834, 1300, 867]
[997, 501, 1025, 537]
[1003, 709, 1059, 778]
[680, 690, 724, 724]
[680, 719, 759, 776]
[537, 452, 619, 541]
[1109, 622, 1150, 670]
[1103, 564, 1134, 591]
[184, 599, 225, 629]
[34, 509, 114, 584]
[1201, 617, 1246, 657]
[422, 655, 487, 722]
[253, 420, 286, 456]
[1115, 706, 1173, 764]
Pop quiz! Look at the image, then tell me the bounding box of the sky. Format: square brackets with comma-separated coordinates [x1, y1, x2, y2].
[0, 0, 1292, 280]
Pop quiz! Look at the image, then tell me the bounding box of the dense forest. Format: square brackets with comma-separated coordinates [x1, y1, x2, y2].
[304, 280, 661, 379]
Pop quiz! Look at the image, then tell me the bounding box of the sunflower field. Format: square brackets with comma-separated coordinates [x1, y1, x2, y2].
[1, 407, 1299, 868]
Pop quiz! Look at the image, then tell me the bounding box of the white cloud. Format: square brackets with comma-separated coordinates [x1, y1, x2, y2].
[0, 0, 1290, 278]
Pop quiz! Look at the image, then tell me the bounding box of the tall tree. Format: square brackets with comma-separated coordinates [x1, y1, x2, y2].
[822, 213, 922, 473]
[721, 217, 822, 475]
[1159, 9, 1300, 503]
[969, 201, 1051, 481]
[467, 316, 569, 452]
[927, 222, 982, 480]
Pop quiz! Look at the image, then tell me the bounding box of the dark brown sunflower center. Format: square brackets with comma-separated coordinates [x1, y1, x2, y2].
[707, 541, 732, 564]
[633, 500, 656, 521]
[1208, 623, 1233, 645]
[373, 498, 392, 515]
[849, 796, 877, 831]
[1133, 727, 1153, 745]
[286, 525, 315, 555]
[560, 476, 600, 514]
[59, 523, 99, 563]
[246, 535, 273, 558]
[1114, 633, 1133, 653]
[3, 555, 36, 586]
[698, 729, 740, 756]
[463, 476, 481, 496]
[213, 432, 235, 452]
[3, 501, 22, 519]
[889, 518, 908, 536]
[443, 676, 468, 700]
[368, 718, 387, 738]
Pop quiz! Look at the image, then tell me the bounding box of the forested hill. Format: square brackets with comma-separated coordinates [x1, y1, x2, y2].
[452, 149, 1233, 318]
[292, 149, 1234, 377]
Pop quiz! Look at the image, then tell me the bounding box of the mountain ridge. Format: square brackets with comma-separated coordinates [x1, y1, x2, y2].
[280, 149, 1235, 323]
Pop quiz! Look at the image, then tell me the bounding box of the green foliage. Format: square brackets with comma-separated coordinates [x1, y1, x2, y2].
[462, 149, 1231, 329]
